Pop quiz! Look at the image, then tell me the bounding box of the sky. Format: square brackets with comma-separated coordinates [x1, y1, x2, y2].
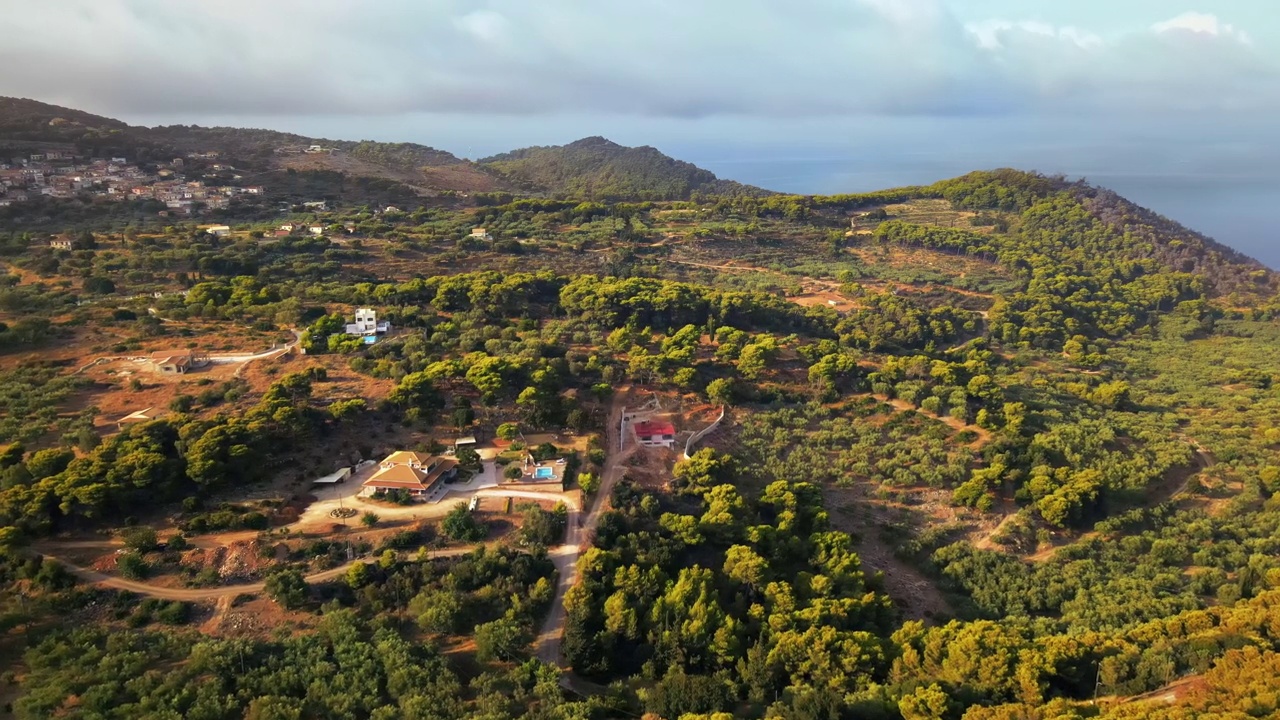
[1, 0, 1277, 263]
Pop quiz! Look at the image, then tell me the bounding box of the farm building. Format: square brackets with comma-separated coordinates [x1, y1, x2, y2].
[147, 349, 209, 375]
[362, 451, 458, 497]
[634, 420, 676, 448]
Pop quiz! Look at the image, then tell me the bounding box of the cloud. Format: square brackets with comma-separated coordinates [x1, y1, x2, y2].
[965, 11, 1275, 114]
[1153, 11, 1251, 43]
[966, 20, 1103, 50]
[453, 10, 510, 45]
[0, 1, 1273, 121]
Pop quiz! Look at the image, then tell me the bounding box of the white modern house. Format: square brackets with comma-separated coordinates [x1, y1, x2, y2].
[345, 308, 392, 336]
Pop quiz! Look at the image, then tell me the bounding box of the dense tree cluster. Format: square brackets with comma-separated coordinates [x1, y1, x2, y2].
[0, 370, 329, 537]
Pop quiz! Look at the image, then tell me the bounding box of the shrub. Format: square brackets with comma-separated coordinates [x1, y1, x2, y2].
[264, 568, 309, 609]
[120, 526, 159, 552]
[441, 503, 486, 542]
[117, 552, 149, 580]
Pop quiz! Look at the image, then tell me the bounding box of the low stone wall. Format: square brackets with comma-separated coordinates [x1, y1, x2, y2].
[684, 406, 727, 460]
[498, 481, 565, 494]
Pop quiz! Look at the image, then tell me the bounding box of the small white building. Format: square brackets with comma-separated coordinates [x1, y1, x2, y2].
[206, 225, 232, 238]
[634, 420, 677, 448]
[469, 227, 493, 240]
[308, 225, 325, 236]
[345, 308, 392, 336]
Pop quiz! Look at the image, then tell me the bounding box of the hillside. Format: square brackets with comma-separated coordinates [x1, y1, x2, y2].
[0, 97, 505, 195]
[925, 169, 1278, 299]
[3, 148, 1280, 719]
[0, 99, 761, 200]
[0, 97, 129, 143]
[480, 135, 769, 200]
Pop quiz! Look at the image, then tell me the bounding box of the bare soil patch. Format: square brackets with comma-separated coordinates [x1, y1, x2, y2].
[824, 484, 954, 623]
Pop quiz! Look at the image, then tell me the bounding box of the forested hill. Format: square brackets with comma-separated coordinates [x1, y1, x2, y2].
[0, 97, 129, 142]
[139, 126, 467, 170]
[914, 169, 1276, 300]
[480, 136, 770, 200]
[1076, 183, 1275, 296]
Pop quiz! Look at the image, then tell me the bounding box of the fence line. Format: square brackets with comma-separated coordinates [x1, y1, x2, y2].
[684, 406, 727, 460]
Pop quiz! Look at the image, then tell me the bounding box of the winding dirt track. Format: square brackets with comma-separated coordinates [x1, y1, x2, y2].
[38, 545, 476, 601]
[37, 389, 632, 667]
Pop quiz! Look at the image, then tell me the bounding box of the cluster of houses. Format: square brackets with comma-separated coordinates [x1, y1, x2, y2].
[0, 151, 263, 215]
[272, 221, 359, 239]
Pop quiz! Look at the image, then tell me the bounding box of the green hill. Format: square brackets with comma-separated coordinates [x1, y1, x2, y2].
[0, 97, 129, 143]
[0, 97, 502, 194]
[480, 136, 769, 200]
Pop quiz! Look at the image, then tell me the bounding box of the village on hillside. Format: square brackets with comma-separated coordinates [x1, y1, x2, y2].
[0, 149, 263, 215]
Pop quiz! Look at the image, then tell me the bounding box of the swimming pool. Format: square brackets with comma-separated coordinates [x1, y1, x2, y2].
[534, 466, 556, 480]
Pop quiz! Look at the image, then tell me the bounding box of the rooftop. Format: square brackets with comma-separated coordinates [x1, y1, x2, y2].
[380, 451, 435, 466]
[634, 420, 676, 436]
[364, 455, 458, 491]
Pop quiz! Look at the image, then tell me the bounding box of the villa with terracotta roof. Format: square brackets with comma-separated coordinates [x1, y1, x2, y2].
[146, 349, 209, 375]
[362, 451, 458, 497]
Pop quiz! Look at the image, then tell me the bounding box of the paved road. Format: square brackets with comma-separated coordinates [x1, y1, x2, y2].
[39, 545, 476, 601]
[534, 388, 634, 666]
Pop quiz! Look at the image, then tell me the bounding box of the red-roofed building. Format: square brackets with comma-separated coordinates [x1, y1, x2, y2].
[634, 420, 676, 448]
[362, 452, 458, 498]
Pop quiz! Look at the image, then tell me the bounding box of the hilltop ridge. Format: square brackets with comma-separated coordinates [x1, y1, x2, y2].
[0, 98, 764, 200]
[480, 135, 769, 200]
[0, 97, 1273, 293]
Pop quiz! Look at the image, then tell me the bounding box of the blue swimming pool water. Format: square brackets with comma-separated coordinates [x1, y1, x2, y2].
[535, 467, 555, 479]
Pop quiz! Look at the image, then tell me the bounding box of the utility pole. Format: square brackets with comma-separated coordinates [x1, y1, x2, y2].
[1093, 660, 1103, 704]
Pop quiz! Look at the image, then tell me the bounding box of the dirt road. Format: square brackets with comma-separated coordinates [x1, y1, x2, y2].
[534, 388, 634, 666]
[41, 546, 476, 601]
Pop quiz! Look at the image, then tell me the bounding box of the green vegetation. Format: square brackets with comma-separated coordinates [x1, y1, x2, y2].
[1, 102, 1280, 718]
[480, 136, 766, 200]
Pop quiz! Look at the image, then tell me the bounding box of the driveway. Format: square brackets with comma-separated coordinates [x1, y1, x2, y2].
[534, 387, 633, 666]
[295, 461, 576, 527]
[425, 461, 499, 503]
